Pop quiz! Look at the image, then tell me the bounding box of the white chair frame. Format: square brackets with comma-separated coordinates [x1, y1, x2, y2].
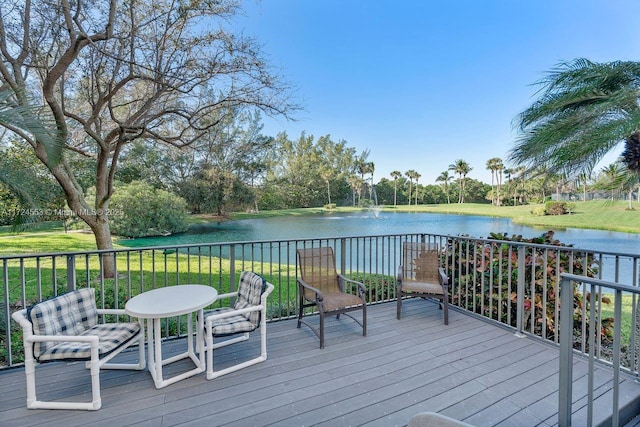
[204, 282, 274, 380]
[12, 308, 145, 410]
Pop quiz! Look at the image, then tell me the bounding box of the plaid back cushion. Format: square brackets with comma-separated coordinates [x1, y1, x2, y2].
[27, 288, 99, 358]
[234, 271, 266, 325]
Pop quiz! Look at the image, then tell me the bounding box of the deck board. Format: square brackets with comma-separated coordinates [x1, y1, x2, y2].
[1, 299, 639, 427]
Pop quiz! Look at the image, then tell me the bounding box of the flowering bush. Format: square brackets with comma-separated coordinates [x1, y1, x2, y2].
[444, 231, 611, 345]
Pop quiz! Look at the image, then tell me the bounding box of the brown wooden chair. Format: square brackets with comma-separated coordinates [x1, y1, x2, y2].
[397, 242, 449, 324]
[296, 247, 367, 348]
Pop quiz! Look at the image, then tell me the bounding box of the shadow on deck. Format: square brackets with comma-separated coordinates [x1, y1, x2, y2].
[1, 299, 640, 426]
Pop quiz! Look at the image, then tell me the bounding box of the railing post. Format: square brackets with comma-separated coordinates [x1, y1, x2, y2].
[558, 274, 574, 427]
[516, 246, 525, 337]
[340, 239, 346, 275]
[66, 255, 76, 291]
[229, 245, 237, 295]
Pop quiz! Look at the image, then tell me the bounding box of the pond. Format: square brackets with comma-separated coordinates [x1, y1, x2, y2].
[120, 211, 640, 256]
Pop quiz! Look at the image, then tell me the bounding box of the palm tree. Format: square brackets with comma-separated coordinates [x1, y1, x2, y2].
[496, 159, 504, 206]
[319, 166, 334, 206]
[601, 163, 624, 201]
[367, 161, 376, 203]
[577, 170, 591, 201]
[348, 175, 364, 206]
[486, 157, 504, 206]
[449, 159, 472, 203]
[436, 170, 452, 204]
[511, 59, 640, 176]
[405, 170, 419, 206]
[404, 170, 413, 206]
[414, 171, 421, 205]
[390, 170, 402, 206]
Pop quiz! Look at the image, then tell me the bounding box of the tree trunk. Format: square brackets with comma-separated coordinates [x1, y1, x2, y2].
[393, 182, 397, 207]
[91, 218, 116, 279]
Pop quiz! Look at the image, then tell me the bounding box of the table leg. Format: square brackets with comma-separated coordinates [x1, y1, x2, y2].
[196, 308, 205, 369]
[145, 319, 153, 374]
[146, 312, 206, 389]
[153, 318, 163, 388]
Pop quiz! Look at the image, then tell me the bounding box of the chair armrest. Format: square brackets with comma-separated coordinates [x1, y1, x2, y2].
[216, 291, 240, 301]
[11, 309, 31, 330]
[339, 274, 366, 298]
[297, 278, 324, 302]
[261, 282, 274, 303]
[205, 304, 265, 325]
[438, 267, 449, 286]
[26, 334, 100, 345]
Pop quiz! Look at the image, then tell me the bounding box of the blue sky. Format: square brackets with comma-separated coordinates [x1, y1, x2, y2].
[235, 0, 640, 184]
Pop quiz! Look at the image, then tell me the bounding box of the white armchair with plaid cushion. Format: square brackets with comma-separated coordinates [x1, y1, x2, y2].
[203, 271, 274, 380]
[11, 288, 145, 410]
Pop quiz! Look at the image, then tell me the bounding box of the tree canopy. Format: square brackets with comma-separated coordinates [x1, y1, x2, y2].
[511, 59, 640, 175]
[0, 0, 298, 274]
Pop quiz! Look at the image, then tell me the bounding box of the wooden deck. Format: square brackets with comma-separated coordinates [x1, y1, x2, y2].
[2, 299, 640, 427]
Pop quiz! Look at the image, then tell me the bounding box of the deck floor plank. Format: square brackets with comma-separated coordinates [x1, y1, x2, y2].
[1, 299, 639, 427]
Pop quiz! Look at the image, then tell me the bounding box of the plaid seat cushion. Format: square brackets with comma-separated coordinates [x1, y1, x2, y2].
[234, 271, 267, 325]
[27, 288, 99, 359]
[204, 307, 257, 337]
[35, 322, 142, 362]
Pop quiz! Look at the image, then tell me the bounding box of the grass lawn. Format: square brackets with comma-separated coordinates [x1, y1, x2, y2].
[384, 200, 640, 234]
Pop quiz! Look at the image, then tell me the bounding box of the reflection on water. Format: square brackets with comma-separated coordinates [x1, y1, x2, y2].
[120, 211, 639, 255]
[119, 211, 639, 285]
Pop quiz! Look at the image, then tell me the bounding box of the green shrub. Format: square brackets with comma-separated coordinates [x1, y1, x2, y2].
[446, 232, 607, 346]
[544, 201, 575, 215]
[109, 181, 189, 238]
[531, 206, 546, 216]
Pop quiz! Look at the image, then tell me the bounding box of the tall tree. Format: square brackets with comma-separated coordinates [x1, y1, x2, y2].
[0, 0, 296, 276]
[486, 157, 504, 205]
[511, 59, 640, 176]
[354, 150, 371, 205]
[405, 170, 417, 206]
[413, 171, 421, 205]
[390, 170, 402, 207]
[449, 159, 472, 203]
[367, 161, 376, 203]
[347, 175, 363, 207]
[436, 170, 452, 204]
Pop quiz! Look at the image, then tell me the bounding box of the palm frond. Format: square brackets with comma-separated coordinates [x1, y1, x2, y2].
[512, 59, 640, 173]
[0, 90, 62, 165]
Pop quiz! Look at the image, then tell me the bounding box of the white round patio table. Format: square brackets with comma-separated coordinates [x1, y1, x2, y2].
[125, 284, 218, 388]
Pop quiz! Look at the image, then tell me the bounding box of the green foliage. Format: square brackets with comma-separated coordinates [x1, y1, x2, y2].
[544, 201, 575, 215]
[445, 232, 609, 345]
[109, 181, 189, 238]
[263, 132, 357, 208]
[512, 59, 640, 175]
[531, 206, 546, 216]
